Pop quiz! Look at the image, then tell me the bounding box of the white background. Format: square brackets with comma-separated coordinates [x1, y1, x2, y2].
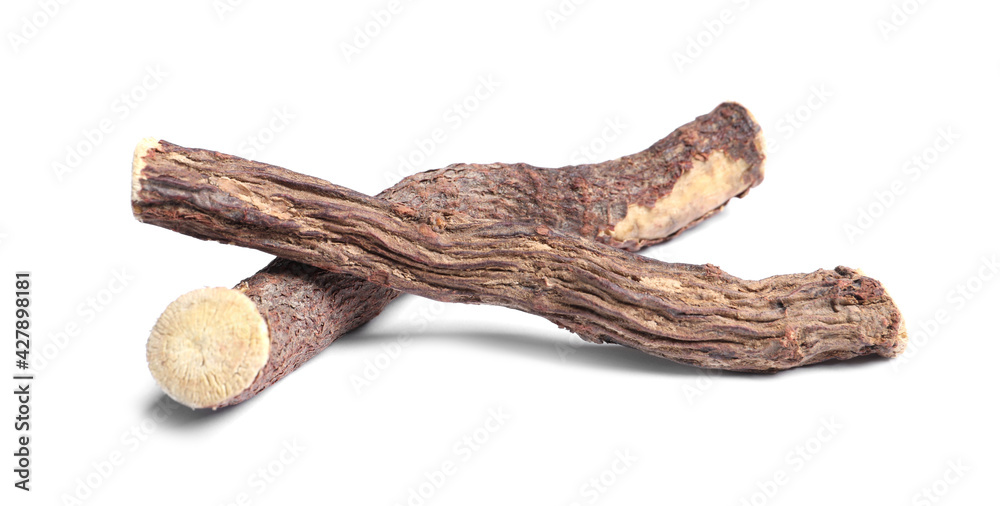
[2, 1, 998, 505]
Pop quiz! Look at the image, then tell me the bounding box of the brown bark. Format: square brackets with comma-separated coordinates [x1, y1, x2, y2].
[141, 103, 768, 407]
[132, 120, 905, 377]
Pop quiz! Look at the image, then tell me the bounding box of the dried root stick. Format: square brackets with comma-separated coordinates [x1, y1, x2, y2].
[132, 109, 906, 409]
[139, 103, 769, 408]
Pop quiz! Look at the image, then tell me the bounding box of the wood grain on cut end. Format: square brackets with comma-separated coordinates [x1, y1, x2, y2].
[146, 287, 270, 409]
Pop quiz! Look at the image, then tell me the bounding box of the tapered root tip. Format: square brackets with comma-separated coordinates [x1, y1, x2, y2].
[146, 287, 270, 409]
[836, 267, 908, 360]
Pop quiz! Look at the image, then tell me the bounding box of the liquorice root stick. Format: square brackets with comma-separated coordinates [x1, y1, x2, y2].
[139, 103, 768, 408]
[132, 113, 905, 408]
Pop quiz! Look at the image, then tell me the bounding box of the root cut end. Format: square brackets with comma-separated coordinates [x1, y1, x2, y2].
[132, 137, 161, 214]
[146, 287, 270, 409]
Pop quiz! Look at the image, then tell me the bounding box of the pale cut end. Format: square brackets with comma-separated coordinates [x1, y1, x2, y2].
[132, 137, 160, 212]
[147, 287, 270, 409]
[881, 283, 909, 358]
[891, 315, 909, 357]
[740, 103, 768, 177]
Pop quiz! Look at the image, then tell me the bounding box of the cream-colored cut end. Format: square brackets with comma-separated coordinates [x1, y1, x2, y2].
[132, 137, 160, 204]
[605, 150, 754, 244]
[147, 287, 270, 409]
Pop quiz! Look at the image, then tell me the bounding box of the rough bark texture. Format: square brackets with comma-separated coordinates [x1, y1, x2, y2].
[230, 260, 399, 406]
[142, 103, 768, 407]
[377, 102, 766, 252]
[132, 129, 905, 374]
